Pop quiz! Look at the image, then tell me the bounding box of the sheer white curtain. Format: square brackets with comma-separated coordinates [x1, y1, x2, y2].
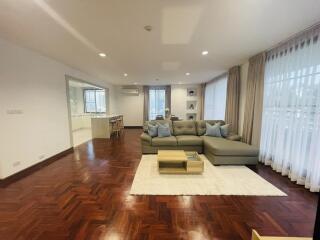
[204, 74, 228, 120]
[260, 26, 320, 192]
[149, 87, 166, 120]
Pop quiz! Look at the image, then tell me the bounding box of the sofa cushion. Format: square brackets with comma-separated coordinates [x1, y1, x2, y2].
[205, 122, 222, 137]
[176, 135, 203, 146]
[148, 124, 158, 137]
[220, 124, 230, 138]
[196, 120, 225, 136]
[152, 136, 177, 146]
[202, 136, 259, 156]
[144, 120, 173, 134]
[157, 123, 171, 137]
[140, 133, 152, 144]
[173, 120, 197, 135]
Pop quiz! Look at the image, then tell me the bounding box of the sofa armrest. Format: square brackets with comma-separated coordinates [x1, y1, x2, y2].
[140, 132, 152, 144]
[226, 134, 242, 141]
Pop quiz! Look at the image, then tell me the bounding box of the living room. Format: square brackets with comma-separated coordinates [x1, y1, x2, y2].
[0, 1, 319, 239]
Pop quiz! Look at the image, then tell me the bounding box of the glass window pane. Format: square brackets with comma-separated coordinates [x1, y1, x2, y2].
[204, 76, 227, 120]
[84, 89, 106, 113]
[149, 88, 166, 120]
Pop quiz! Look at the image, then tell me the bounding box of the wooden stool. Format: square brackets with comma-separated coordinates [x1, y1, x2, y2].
[119, 115, 124, 132]
[109, 119, 118, 137]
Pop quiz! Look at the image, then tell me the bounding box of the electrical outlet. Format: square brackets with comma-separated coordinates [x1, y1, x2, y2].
[39, 154, 46, 160]
[13, 161, 21, 167]
[6, 109, 23, 114]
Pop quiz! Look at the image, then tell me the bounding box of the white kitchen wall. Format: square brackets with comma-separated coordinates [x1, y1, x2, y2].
[114, 86, 144, 126]
[0, 38, 116, 179]
[69, 86, 85, 115]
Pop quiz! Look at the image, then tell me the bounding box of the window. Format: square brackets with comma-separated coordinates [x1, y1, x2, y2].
[260, 30, 320, 192]
[149, 87, 166, 120]
[204, 75, 228, 120]
[84, 89, 106, 113]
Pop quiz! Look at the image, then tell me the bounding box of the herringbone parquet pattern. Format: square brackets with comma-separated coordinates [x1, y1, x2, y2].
[0, 129, 317, 240]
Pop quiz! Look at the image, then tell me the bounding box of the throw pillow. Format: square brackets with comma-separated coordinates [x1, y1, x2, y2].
[205, 122, 222, 137]
[148, 124, 158, 137]
[220, 124, 230, 138]
[157, 123, 171, 138]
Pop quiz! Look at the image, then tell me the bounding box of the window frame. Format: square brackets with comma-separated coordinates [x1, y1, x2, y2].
[83, 88, 106, 114]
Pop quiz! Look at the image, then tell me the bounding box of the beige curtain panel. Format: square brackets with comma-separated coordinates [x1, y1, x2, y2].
[242, 52, 266, 145]
[199, 83, 206, 120]
[225, 66, 240, 133]
[143, 86, 150, 122]
[165, 85, 171, 116]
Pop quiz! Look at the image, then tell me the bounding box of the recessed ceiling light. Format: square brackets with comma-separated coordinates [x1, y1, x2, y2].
[202, 50, 209, 55]
[134, 82, 138, 85]
[185, 72, 190, 76]
[124, 73, 128, 77]
[99, 53, 107, 58]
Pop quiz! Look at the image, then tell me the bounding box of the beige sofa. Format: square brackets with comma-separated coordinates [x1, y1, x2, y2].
[140, 120, 259, 165]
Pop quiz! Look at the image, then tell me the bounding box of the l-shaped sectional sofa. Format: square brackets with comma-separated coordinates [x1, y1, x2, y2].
[140, 120, 259, 165]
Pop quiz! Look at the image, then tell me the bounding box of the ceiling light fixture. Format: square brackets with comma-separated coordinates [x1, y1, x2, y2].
[124, 73, 128, 77]
[202, 50, 209, 55]
[99, 53, 107, 58]
[185, 72, 190, 76]
[134, 82, 138, 85]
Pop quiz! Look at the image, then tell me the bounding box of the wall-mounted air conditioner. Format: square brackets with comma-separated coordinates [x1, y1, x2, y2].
[121, 86, 139, 96]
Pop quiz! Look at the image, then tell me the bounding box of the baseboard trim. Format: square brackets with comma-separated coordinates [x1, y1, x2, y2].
[124, 126, 143, 129]
[0, 147, 74, 188]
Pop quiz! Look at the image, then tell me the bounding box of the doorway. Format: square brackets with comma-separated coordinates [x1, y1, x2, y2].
[66, 76, 108, 147]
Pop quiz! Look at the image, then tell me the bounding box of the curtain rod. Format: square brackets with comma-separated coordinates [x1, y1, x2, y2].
[266, 21, 320, 52]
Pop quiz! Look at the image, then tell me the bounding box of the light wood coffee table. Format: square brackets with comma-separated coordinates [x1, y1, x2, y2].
[157, 150, 204, 174]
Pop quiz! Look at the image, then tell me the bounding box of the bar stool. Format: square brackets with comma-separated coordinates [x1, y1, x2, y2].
[115, 117, 122, 136]
[109, 119, 117, 137]
[119, 115, 124, 132]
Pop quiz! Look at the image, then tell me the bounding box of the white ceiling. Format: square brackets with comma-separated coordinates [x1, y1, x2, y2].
[0, 0, 320, 85]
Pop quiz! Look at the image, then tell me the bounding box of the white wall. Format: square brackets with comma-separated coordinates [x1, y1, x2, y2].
[114, 86, 144, 126]
[171, 84, 201, 120]
[238, 61, 249, 136]
[0, 38, 116, 179]
[114, 84, 201, 126]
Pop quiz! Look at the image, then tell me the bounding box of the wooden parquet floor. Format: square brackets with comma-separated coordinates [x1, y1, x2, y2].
[0, 129, 317, 240]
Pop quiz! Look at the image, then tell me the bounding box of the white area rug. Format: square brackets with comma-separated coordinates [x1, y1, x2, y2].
[130, 155, 287, 196]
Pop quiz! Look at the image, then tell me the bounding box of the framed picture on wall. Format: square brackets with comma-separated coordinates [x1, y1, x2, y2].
[186, 113, 197, 120]
[187, 101, 197, 111]
[187, 88, 197, 97]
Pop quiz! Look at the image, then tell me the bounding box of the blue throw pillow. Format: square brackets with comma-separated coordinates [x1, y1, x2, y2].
[148, 124, 158, 137]
[205, 122, 222, 137]
[220, 124, 230, 138]
[157, 123, 171, 138]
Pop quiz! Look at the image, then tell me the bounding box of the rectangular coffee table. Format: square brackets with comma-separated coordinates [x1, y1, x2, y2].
[157, 150, 203, 174]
